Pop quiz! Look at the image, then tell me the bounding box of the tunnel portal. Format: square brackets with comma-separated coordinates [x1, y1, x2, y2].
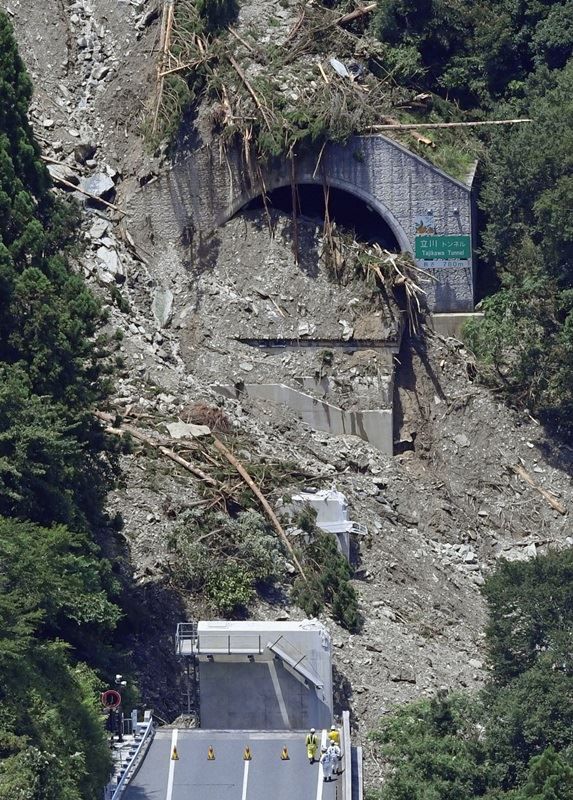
[243, 183, 401, 252]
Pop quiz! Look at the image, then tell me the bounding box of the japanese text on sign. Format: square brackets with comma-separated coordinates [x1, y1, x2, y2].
[415, 235, 471, 260]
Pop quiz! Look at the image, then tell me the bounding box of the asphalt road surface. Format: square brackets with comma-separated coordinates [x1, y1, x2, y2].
[124, 729, 339, 800]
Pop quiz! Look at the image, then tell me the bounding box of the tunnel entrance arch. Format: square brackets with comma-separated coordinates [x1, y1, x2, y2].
[242, 183, 402, 252]
[226, 175, 412, 254]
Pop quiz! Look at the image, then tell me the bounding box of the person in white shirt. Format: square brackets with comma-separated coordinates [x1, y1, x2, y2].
[320, 746, 333, 781]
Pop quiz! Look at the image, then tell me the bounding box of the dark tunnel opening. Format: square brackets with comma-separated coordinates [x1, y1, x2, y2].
[243, 183, 401, 252]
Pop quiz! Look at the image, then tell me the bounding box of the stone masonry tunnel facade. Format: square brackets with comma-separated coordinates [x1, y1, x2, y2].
[127, 134, 476, 313]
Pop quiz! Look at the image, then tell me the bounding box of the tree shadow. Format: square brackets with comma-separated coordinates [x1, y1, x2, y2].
[117, 579, 189, 721]
[332, 664, 356, 727]
[393, 326, 447, 450]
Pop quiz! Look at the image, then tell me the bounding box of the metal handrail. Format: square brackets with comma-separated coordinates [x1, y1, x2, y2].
[104, 717, 155, 800]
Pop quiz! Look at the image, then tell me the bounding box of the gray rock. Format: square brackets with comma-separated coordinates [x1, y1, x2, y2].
[390, 665, 416, 683]
[338, 319, 354, 341]
[454, 433, 470, 448]
[93, 64, 110, 81]
[88, 217, 110, 239]
[152, 287, 174, 328]
[297, 321, 315, 337]
[81, 172, 115, 200]
[165, 421, 211, 439]
[96, 246, 125, 281]
[47, 163, 79, 186]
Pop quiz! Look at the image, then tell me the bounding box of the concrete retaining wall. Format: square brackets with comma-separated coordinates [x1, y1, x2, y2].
[215, 383, 393, 454]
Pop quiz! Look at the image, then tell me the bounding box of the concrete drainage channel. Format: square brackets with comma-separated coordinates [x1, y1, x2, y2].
[114, 621, 363, 799]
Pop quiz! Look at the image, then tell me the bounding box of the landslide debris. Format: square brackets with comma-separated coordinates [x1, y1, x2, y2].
[7, 0, 573, 792]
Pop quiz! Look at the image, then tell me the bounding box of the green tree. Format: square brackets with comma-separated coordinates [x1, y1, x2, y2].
[482, 549, 573, 683]
[507, 747, 573, 800]
[371, 693, 489, 800]
[485, 667, 573, 789]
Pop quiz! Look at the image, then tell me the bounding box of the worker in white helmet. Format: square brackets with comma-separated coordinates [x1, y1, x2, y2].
[329, 724, 340, 745]
[305, 727, 318, 764]
[320, 745, 333, 781]
[327, 739, 342, 775]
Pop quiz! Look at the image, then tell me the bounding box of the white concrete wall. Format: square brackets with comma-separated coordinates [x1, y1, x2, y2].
[215, 382, 393, 454]
[196, 621, 333, 730]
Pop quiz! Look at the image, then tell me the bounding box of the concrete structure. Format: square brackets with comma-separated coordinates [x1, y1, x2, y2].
[291, 486, 367, 559]
[177, 620, 333, 730]
[428, 311, 484, 339]
[127, 134, 475, 313]
[215, 382, 394, 455]
[116, 627, 362, 800]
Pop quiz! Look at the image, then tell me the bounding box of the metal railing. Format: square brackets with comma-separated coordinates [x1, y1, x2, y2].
[104, 716, 155, 800]
[176, 623, 267, 656]
[175, 621, 197, 655]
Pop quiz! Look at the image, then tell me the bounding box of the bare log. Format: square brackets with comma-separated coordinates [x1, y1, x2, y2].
[335, 3, 377, 25]
[227, 25, 255, 53]
[367, 118, 532, 131]
[95, 411, 220, 488]
[212, 436, 308, 581]
[42, 158, 125, 214]
[511, 463, 566, 516]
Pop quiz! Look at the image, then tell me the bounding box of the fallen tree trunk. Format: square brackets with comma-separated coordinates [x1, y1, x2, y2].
[95, 411, 308, 580]
[511, 463, 566, 516]
[212, 436, 308, 581]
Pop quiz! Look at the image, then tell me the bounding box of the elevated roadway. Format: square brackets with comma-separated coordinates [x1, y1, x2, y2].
[124, 728, 339, 800]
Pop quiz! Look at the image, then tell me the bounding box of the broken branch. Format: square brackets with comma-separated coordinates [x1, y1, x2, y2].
[228, 55, 273, 130]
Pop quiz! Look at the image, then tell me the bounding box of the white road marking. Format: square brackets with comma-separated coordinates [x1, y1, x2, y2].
[165, 729, 178, 800]
[268, 661, 291, 728]
[241, 757, 250, 800]
[315, 729, 327, 800]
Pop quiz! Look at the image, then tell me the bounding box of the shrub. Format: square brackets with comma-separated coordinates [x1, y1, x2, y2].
[293, 526, 361, 632]
[169, 509, 286, 612]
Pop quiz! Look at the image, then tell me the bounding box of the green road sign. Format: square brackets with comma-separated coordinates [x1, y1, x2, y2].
[415, 235, 471, 260]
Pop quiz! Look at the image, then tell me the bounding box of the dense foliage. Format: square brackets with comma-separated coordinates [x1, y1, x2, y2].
[169, 509, 286, 614]
[0, 12, 121, 798]
[369, 1, 573, 431]
[368, 548, 573, 799]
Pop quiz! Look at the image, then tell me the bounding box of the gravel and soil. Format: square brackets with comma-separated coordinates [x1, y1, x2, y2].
[6, 0, 573, 790]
